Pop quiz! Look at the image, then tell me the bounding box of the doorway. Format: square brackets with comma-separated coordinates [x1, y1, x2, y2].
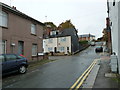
[18, 41, 24, 55]
[54, 47, 57, 53]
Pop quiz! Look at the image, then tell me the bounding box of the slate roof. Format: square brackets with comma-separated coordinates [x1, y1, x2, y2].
[1, 2, 45, 26]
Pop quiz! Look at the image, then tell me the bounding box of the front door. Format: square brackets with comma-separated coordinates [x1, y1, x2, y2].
[54, 47, 57, 53]
[18, 41, 24, 55]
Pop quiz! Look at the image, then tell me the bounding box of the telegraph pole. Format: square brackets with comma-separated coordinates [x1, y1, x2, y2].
[45, 16, 47, 22]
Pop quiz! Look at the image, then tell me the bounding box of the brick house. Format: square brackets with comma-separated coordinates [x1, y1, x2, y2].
[79, 34, 95, 41]
[0, 3, 45, 61]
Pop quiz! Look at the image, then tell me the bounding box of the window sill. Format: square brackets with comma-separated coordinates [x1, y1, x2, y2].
[0, 26, 8, 29]
[32, 55, 37, 57]
[31, 33, 37, 36]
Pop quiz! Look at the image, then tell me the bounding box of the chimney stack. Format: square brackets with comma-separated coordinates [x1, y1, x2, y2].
[12, 6, 16, 10]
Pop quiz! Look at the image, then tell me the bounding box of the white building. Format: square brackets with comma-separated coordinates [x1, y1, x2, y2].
[43, 36, 71, 55]
[108, 0, 120, 74]
[43, 38, 57, 53]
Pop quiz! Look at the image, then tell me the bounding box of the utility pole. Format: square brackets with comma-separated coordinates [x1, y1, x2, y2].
[45, 16, 47, 22]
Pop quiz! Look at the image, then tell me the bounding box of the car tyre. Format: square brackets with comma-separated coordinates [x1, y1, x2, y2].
[19, 65, 27, 74]
[95, 50, 97, 53]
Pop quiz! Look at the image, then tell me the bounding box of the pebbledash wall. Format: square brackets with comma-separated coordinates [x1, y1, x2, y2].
[108, 0, 120, 74]
[1, 3, 44, 61]
[43, 36, 71, 55]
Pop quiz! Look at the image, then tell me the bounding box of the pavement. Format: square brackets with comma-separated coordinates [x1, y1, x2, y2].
[83, 52, 120, 89]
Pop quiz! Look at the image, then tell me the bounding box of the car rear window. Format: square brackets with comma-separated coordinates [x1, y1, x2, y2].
[6, 55, 17, 61]
[96, 46, 102, 48]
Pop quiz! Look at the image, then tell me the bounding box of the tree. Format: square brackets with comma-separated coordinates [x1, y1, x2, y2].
[102, 28, 108, 41]
[44, 22, 57, 30]
[58, 20, 75, 30]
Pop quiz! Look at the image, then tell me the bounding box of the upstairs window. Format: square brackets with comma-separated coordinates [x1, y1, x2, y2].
[0, 11, 8, 27]
[31, 24, 36, 35]
[48, 38, 53, 43]
[60, 37, 66, 42]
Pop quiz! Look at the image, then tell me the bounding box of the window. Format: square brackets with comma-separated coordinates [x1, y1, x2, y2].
[50, 31, 56, 35]
[60, 37, 66, 42]
[59, 47, 64, 52]
[0, 11, 8, 27]
[48, 47, 53, 52]
[6, 55, 17, 61]
[48, 38, 53, 43]
[32, 44, 37, 56]
[31, 24, 36, 35]
[2, 40, 6, 54]
[0, 55, 5, 62]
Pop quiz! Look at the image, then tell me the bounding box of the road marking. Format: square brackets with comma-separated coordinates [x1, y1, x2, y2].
[70, 59, 98, 89]
[75, 62, 96, 89]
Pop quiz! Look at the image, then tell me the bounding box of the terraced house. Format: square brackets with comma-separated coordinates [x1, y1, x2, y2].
[43, 28, 80, 55]
[0, 3, 44, 60]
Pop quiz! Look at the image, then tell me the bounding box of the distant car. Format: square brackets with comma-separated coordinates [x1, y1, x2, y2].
[0, 54, 28, 76]
[95, 46, 103, 53]
[96, 42, 103, 46]
[91, 41, 95, 46]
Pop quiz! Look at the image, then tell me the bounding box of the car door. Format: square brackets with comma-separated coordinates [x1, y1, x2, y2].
[4, 54, 18, 73]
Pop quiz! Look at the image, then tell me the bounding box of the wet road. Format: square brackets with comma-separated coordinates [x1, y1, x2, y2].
[3, 46, 102, 88]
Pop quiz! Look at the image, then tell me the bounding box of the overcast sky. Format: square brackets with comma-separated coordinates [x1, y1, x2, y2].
[0, 0, 107, 39]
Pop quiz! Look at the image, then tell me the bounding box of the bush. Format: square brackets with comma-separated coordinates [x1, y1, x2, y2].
[79, 40, 88, 44]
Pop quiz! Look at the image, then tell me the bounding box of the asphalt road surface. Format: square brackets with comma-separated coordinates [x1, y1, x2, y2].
[2, 46, 102, 88]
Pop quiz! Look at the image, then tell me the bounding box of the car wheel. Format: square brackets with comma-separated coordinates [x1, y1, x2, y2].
[95, 50, 97, 53]
[19, 65, 27, 74]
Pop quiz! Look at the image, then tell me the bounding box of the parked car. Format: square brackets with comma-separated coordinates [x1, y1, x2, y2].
[95, 46, 103, 53]
[104, 47, 109, 52]
[0, 54, 28, 76]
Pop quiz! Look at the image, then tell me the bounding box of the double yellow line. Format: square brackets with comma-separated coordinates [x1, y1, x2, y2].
[70, 59, 98, 89]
